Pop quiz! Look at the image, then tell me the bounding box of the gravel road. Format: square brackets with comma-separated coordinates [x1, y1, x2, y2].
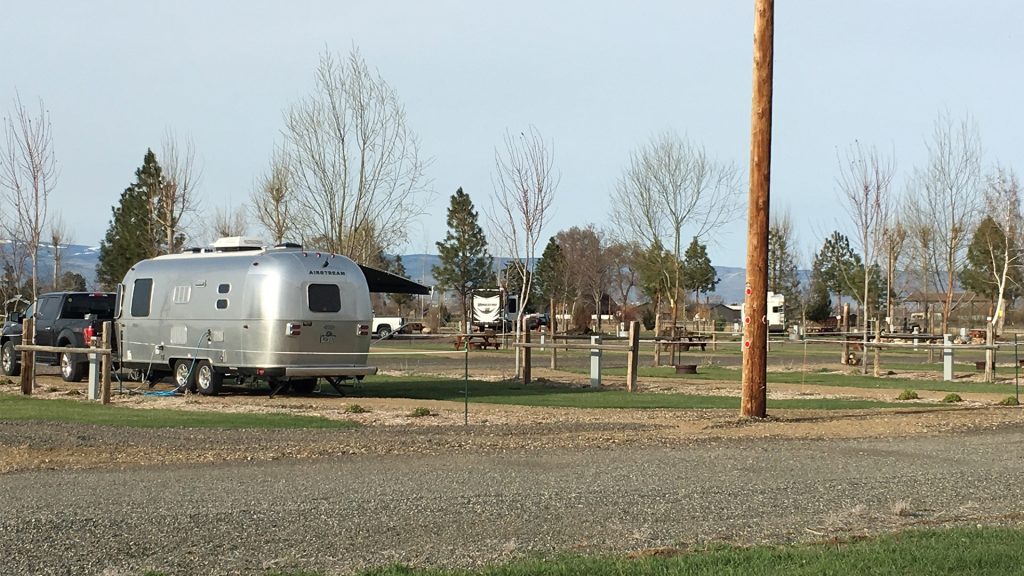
[2, 425, 1023, 575]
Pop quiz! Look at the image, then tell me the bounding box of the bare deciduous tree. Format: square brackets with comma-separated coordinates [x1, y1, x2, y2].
[49, 212, 71, 291]
[213, 205, 249, 239]
[607, 240, 643, 321]
[283, 48, 431, 264]
[881, 217, 907, 332]
[555, 226, 600, 329]
[836, 141, 896, 373]
[976, 166, 1022, 380]
[905, 113, 982, 335]
[157, 130, 202, 251]
[490, 127, 557, 307]
[610, 131, 742, 336]
[0, 94, 55, 300]
[980, 166, 1021, 336]
[489, 127, 557, 376]
[251, 146, 301, 245]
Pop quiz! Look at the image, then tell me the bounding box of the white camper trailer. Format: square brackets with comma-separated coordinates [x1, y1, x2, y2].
[116, 238, 427, 395]
[739, 291, 786, 333]
[471, 290, 518, 332]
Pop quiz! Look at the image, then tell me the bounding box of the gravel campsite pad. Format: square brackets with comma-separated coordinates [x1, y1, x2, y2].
[1, 368, 1023, 575]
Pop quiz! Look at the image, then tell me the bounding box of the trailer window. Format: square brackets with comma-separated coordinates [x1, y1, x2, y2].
[131, 279, 153, 317]
[308, 284, 341, 313]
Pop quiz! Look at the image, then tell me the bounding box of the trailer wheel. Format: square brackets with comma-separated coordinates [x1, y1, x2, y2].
[173, 359, 198, 392]
[195, 361, 223, 396]
[1, 341, 20, 377]
[290, 378, 318, 394]
[60, 346, 86, 382]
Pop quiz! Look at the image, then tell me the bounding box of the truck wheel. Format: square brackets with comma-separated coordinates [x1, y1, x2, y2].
[377, 325, 393, 339]
[173, 359, 198, 392]
[1, 341, 20, 377]
[195, 361, 223, 396]
[290, 378, 317, 394]
[60, 346, 86, 382]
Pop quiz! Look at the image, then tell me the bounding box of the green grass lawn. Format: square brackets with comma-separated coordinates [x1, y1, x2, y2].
[0, 394, 359, 429]
[574, 364, 1019, 395]
[245, 527, 1024, 576]
[350, 376, 922, 410]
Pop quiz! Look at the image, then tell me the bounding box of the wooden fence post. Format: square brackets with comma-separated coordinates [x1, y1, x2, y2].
[626, 321, 640, 392]
[550, 331, 558, 370]
[522, 321, 532, 386]
[20, 317, 34, 395]
[841, 303, 850, 365]
[873, 320, 882, 377]
[101, 321, 112, 404]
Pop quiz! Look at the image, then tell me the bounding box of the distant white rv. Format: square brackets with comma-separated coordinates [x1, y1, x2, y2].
[740, 291, 786, 333]
[116, 237, 427, 395]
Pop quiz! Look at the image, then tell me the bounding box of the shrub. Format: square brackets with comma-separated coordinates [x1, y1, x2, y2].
[641, 307, 656, 331]
[897, 389, 919, 401]
[409, 406, 432, 417]
[941, 393, 963, 403]
[998, 396, 1020, 406]
[343, 403, 368, 414]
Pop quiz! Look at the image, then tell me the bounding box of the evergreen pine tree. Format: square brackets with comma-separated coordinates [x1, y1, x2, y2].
[386, 254, 415, 316]
[682, 237, 718, 302]
[812, 230, 859, 312]
[804, 272, 834, 324]
[534, 237, 566, 314]
[432, 188, 493, 328]
[96, 150, 165, 289]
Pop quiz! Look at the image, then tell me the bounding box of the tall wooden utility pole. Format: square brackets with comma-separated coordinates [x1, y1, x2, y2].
[741, 0, 774, 418]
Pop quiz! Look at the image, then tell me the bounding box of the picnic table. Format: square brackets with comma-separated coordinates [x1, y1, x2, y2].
[657, 334, 711, 366]
[676, 335, 710, 352]
[453, 333, 502, 351]
[660, 335, 710, 352]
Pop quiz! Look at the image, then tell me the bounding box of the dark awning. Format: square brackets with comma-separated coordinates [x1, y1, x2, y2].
[359, 265, 431, 295]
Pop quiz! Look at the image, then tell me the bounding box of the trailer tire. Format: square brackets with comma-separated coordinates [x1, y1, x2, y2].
[290, 378, 318, 394]
[1, 341, 20, 377]
[173, 359, 198, 392]
[195, 361, 223, 396]
[377, 325, 393, 339]
[60, 346, 86, 382]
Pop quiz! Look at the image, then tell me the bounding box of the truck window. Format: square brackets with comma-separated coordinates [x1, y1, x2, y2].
[131, 279, 154, 317]
[308, 284, 341, 313]
[61, 294, 116, 319]
[36, 296, 59, 321]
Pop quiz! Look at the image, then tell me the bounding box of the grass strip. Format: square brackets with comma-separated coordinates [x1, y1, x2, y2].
[353, 377, 922, 410]
[348, 526, 1024, 576]
[609, 365, 1018, 395]
[0, 394, 359, 429]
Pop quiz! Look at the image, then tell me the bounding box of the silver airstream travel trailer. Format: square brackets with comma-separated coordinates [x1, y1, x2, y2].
[116, 237, 426, 395]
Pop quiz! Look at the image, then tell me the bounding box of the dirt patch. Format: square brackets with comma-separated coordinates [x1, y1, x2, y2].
[1, 369, 1022, 474]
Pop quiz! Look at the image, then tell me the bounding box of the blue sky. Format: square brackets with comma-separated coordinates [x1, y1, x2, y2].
[2, 1, 1021, 267]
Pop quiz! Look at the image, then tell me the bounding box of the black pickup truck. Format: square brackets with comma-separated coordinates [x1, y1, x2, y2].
[1, 292, 117, 382]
